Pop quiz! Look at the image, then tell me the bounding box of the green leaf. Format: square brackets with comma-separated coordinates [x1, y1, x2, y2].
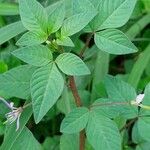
[0, 65, 37, 99]
[0, 2, 19, 16]
[0, 21, 26, 45]
[60, 134, 79, 150]
[61, 12, 96, 36]
[137, 117, 150, 141]
[103, 75, 138, 119]
[56, 36, 74, 47]
[0, 105, 33, 150]
[16, 31, 47, 46]
[128, 44, 150, 88]
[86, 110, 121, 150]
[89, 0, 137, 31]
[19, 0, 47, 34]
[31, 63, 64, 123]
[12, 45, 53, 67]
[95, 29, 138, 55]
[104, 75, 137, 101]
[46, 1, 65, 33]
[60, 107, 89, 133]
[56, 53, 90, 76]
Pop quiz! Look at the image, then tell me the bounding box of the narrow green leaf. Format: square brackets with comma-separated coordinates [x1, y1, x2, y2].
[86, 110, 121, 150]
[0, 2, 19, 16]
[95, 29, 138, 55]
[31, 63, 64, 123]
[61, 12, 96, 36]
[0, 21, 26, 45]
[0, 65, 37, 99]
[128, 44, 150, 88]
[126, 14, 150, 40]
[16, 31, 47, 46]
[56, 53, 90, 76]
[46, 1, 65, 33]
[89, 0, 137, 31]
[12, 45, 53, 67]
[60, 107, 89, 133]
[19, 0, 47, 34]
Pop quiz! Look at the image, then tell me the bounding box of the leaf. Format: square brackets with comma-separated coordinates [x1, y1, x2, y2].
[128, 44, 150, 89]
[46, 1, 65, 33]
[19, 0, 47, 34]
[0, 21, 26, 45]
[0, 105, 33, 150]
[56, 36, 74, 47]
[0, 65, 37, 99]
[103, 75, 138, 119]
[137, 117, 150, 142]
[72, 0, 97, 15]
[89, 0, 137, 31]
[95, 29, 138, 55]
[16, 31, 47, 46]
[0, 2, 19, 16]
[60, 107, 89, 133]
[86, 110, 121, 150]
[31, 63, 64, 123]
[61, 12, 96, 36]
[12, 45, 53, 67]
[60, 134, 79, 150]
[56, 53, 90, 76]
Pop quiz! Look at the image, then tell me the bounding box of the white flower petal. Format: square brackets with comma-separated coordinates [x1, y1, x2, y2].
[136, 94, 145, 104]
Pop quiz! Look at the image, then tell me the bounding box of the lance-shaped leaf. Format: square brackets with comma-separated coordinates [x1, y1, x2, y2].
[12, 45, 53, 67]
[0, 21, 26, 45]
[95, 29, 138, 55]
[46, 1, 65, 34]
[89, 0, 137, 31]
[60, 107, 89, 133]
[0, 65, 37, 99]
[56, 53, 90, 76]
[31, 63, 64, 123]
[86, 110, 121, 150]
[19, 0, 47, 34]
[16, 31, 47, 46]
[61, 12, 96, 36]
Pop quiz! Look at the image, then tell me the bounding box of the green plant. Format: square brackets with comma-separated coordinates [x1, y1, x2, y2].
[0, 0, 150, 150]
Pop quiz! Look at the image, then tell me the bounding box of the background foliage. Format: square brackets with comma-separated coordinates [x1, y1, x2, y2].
[0, 0, 150, 150]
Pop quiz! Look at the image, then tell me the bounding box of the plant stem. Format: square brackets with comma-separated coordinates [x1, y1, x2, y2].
[79, 33, 94, 58]
[69, 76, 82, 107]
[69, 33, 94, 150]
[120, 118, 138, 132]
[69, 76, 85, 150]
